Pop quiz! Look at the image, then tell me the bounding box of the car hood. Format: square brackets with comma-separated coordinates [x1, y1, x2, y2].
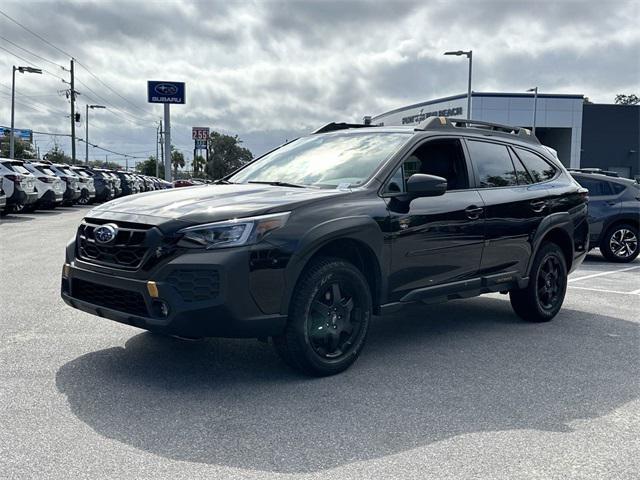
[87, 183, 349, 227]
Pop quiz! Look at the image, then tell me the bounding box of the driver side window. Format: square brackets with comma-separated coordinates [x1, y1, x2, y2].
[385, 138, 469, 193]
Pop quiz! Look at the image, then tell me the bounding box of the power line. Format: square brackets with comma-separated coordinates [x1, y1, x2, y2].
[0, 9, 152, 118]
[75, 77, 154, 127]
[0, 9, 74, 58]
[0, 34, 66, 70]
[75, 60, 150, 115]
[0, 44, 67, 82]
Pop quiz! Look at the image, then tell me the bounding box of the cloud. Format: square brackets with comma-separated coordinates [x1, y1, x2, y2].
[0, 0, 638, 167]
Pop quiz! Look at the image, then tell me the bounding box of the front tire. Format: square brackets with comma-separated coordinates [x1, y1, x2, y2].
[510, 242, 567, 322]
[273, 257, 372, 376]
[600, 224, 639, 263]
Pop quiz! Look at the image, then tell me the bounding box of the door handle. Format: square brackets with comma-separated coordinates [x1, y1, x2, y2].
[465, 205, 483, 220]
[606, 200, 617, 206]
[530, 200, 547, 213]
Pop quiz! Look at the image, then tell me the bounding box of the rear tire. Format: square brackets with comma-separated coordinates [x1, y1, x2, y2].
[510, 242, 567, 322]
[273, 257, 372, 376]
[600, 224, 639, 263]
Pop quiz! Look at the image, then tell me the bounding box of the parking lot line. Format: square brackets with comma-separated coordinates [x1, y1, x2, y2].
[568, 265, 640, 283]
[568, 285, 640, 295]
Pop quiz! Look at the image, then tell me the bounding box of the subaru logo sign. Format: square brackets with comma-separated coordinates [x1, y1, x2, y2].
[94, 224, 118, 244]
[147, 81, 185, 104]
[154, 83, 178, 96]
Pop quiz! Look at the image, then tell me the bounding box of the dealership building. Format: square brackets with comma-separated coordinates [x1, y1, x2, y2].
[371, 92, 639, 179]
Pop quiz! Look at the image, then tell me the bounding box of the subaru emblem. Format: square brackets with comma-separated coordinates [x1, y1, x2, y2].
[154, 83, 178, 96]
[94, 224, 118, 244]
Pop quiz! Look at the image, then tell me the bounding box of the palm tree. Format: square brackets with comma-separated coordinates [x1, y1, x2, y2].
[192, 155, 206, 176]
[171, 147, 185, 176]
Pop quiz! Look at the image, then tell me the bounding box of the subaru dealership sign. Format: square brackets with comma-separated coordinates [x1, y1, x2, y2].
[147, 81, 185, 104]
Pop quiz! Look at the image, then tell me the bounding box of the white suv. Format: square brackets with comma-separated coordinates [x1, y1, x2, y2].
[22, 161, 66, 209]
[0, 158, 38, 212]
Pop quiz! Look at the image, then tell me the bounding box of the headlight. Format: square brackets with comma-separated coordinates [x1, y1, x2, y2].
[178, 212, 290, 249]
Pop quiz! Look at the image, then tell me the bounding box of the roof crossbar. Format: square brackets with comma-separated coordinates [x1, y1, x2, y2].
[312, 122, 373, 134]
[416, 116, 540, 144]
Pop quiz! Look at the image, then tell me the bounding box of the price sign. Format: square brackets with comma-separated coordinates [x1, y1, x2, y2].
[192, 127, 210, 140]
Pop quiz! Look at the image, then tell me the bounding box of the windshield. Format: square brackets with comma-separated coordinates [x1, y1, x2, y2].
[229, 132, 410, 188]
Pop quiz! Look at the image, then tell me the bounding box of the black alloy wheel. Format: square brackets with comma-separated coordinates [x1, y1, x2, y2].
[273, 257, 372, 376]
[77, 189, 91, 205]
[601, 224, 639, 263]
[510, 242, 567, 322]
[308, 280, 362, 359]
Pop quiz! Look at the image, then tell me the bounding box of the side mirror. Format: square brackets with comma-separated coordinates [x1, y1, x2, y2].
[406, 173, 447, 197]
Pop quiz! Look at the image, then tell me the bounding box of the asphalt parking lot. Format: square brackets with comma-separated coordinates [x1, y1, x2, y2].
[1, 207, 638, 480]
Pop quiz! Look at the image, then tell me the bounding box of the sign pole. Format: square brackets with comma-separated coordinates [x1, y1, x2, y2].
[164, 103, 172, 182]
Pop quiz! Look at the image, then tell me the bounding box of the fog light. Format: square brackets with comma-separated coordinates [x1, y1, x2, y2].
[147, 281, 159, 298]
[62, 264, 70, 278]
[152, 300, 170, 318]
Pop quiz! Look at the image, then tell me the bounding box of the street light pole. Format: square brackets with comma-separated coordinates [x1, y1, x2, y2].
[527, 87, 538, 135]
[85, 104, 105, 164]
[444, 50, 473, 119]
[10, 65, 42, 159]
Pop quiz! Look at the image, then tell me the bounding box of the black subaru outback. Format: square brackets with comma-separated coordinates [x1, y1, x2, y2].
[61, 117, 589, 376]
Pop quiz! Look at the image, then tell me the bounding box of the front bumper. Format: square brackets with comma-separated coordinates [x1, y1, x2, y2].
[61, 247, 287, 338]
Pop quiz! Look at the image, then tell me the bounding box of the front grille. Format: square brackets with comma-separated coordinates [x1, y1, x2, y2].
[73, 278, 148, 316]
[77, 219, 152, 269]
[166, 269, 220, 302]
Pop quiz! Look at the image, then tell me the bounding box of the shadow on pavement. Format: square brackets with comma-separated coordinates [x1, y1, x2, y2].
[0, 214, 36, 223]
[56, 296, 639, 473]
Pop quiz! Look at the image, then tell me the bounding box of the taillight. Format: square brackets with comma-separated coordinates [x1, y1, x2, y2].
[5, 174, 22, 183]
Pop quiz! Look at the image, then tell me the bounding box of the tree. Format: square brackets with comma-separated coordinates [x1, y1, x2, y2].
[0, 138, 36, 159]
[88, 160, 123, 170]
[192, 154, 206, 176]
[171, 147, 185, 176]
[614, 94, 639, 105]
[43, 144, 72, 164]
[205, 131, 253, 180]
[136, 155, 164, 177]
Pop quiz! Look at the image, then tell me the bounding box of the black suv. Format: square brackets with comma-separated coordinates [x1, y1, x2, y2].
[61, 117, 589, 376]
[570, 171, 639, 262]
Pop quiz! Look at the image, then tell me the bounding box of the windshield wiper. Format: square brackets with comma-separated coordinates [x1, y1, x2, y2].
[247, 181, 306, 188]
[213, 178, 236, 184]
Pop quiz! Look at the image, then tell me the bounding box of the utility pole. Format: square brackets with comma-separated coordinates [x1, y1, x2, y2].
[159, 120, 164, 176]
[156, 121, 161, 177]
[164, 104, 172, 182]
[70, 59, 76, 163]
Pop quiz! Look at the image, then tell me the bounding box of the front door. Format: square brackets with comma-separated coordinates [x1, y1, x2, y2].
[384, 137, 485, 302]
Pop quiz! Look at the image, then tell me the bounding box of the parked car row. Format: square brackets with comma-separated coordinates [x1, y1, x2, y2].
[0, 157, 172, 214]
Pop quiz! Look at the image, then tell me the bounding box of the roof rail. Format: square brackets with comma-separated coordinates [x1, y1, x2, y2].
[312, 122, 373, 134]
[416, 116, 540, 144]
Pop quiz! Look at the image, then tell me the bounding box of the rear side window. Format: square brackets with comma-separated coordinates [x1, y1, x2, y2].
[611, 182, 626, 194]
[466, 140, 517, 188]
[514, 148, 556, 183]
[9, 163, 30, 174]
[576, 177, 612, 196]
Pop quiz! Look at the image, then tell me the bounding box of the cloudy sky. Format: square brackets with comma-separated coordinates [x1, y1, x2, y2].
[1, 0, 638, 169]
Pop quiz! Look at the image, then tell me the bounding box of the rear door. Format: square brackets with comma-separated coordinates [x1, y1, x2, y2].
[465, 139, 552, 277]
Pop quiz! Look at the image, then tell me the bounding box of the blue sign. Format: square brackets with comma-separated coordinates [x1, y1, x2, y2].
[147, 81, 186, 104]
[0, 126, 33, 142]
